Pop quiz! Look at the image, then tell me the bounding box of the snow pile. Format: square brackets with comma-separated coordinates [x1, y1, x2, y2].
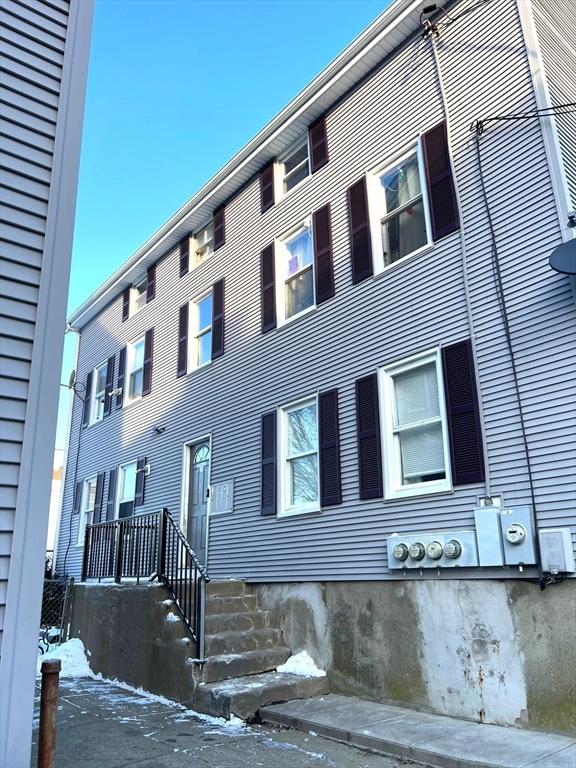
[165, 611, 180, 623]
[276, 650, 326, 678]
[37, 638, 94, 678]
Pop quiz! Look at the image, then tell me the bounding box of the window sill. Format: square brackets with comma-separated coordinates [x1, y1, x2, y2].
[384, 483, 453, 502]
[276, 304, 317, 332]
[276, 173, 312, 208]
[373, 242, 434, 281]
[277, 505, 321, 520]
[186, 359, 212, 376]
[123, 396, 143, 411]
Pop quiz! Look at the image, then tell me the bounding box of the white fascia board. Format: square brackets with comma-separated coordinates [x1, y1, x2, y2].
[68, 0, 436, 330]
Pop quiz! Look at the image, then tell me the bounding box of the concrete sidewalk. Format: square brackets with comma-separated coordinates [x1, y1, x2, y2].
[30, 677, 409, 768]
[261, 695, 576, 768]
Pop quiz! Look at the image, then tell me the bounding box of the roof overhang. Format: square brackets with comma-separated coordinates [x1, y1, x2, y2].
[68, 0, 442, 329]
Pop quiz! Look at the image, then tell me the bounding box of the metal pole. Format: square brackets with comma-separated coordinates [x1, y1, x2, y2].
[37, 659, 61, 768]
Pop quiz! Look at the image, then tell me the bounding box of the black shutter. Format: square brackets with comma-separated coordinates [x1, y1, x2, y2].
[179, 237, 189, 277]
[82, 371, 93, 427]
[422, 120, 460, 241]
[94, 472, 105, 522]
[309, 116, 328, 173]
[122, 288, 130, 321]
[116, 347, 126, 409]
[106, 468, 117, 521]
[313, 203, 335, 305]
[177, 303, 188, 377]
[261, 411, 276, 516]
[135, 457, 146, 507]
[442, 339, 485, 485]
[103, 355, 115, 418]
[146, 263, 156, 302]
[142, 328, 153, 396]
[347, 177, 373, 284]
[319, 389, 342, 507]
[260, 163, 275, 213]
[355, 373, 383, 500]
[261, 243, 276, 333]
[213, 208, 225, 250]
[211, 278, 225, 359]
[73, 480, 83, 515]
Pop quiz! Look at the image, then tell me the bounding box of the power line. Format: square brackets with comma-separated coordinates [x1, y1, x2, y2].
[471, 102, 576, 136]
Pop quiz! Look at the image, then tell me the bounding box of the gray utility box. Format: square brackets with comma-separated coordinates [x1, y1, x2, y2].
[474, 507, 505, 566]
[539, 528, 575, 574]
[499, 506, 537, 566]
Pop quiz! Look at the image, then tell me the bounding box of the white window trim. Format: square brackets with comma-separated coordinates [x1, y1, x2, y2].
[275, 217, 316, 327]
[367, 137, 433, 276]
[130, 276, 148, 316]
[124, 334, 145, 406]
[188, 290, 213, 372]
[77, 475, 97, 546]
[379, 348, 452, 501]
[278, 134, 311, 200]
[192, 220, 214, 269]
[116, 460, 138, 519]
[89, 360, 107, 426]
[278, 395, 320, 518]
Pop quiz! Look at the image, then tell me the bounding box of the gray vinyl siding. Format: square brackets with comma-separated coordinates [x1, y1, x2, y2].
[57, 0, 576, 583]
[531, 0, 576, 209]
[0, 0, 68, 651]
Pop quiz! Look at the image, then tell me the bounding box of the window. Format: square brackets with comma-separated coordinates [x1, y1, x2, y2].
[117, 461, 137, 518]
[126, 336, 145, 403]
[280, 136, 310, 195]
[77, 476, 97, 545]
[371, 142, 431, 270]
[278, 222, 315, 322]
[193, 221, 213, 267]
[190, 292, 212, 369]
[380, 350, 451, 499]
[131, 277, 147, 314]
[90, 361, 107, 424]
[280, 397, 319, 516]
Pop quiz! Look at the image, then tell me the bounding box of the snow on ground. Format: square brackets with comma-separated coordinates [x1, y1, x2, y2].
[276, 651, 326, 678]
[37, 638, 94, 678]
[36, 639, 248, 734]
[165, 611, 180, 622]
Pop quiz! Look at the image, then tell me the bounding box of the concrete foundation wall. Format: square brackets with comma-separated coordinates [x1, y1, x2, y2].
[69, 584, 196, 704]
[252, 579, 576, 736]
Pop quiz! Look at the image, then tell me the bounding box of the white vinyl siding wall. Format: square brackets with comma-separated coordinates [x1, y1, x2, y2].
[0, 0, 69, 651]
[57, 0, 576, 583]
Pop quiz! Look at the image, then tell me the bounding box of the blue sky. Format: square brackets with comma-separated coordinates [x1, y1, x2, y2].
[57, 0, 387, 448]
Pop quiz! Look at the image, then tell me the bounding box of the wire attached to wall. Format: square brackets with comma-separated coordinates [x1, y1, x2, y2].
[470, 102, 574, 589]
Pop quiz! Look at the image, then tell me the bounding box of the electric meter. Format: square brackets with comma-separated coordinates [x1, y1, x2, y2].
[505, 523, 526, 545]
[408, 542, 425, 560]
[426, 541, 443, 560]
[444, 539, 462, 559]
[392, 543, 409, 561]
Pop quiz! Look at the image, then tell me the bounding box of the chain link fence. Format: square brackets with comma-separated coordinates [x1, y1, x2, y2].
[38, 578, 74, 654]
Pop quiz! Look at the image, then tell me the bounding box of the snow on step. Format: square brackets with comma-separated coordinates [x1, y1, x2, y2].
[194, 671, 329, 721]
[201, 647, 291, 683]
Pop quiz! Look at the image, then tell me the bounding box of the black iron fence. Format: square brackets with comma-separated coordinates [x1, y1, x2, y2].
[81, 509, 209, 658]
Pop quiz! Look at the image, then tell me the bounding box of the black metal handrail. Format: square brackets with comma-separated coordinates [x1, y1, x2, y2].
[81, 508, 209, 659]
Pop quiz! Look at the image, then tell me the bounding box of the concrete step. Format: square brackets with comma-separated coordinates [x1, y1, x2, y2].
[205, 594, 258, 615]
[205, 610, 268, 634]
[194, 671, 329, 721]
[205, 627, 282, 656]
[260, 694, 576, 768]
[201, 647, 291, 683]
[206, 579, 246, 598]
